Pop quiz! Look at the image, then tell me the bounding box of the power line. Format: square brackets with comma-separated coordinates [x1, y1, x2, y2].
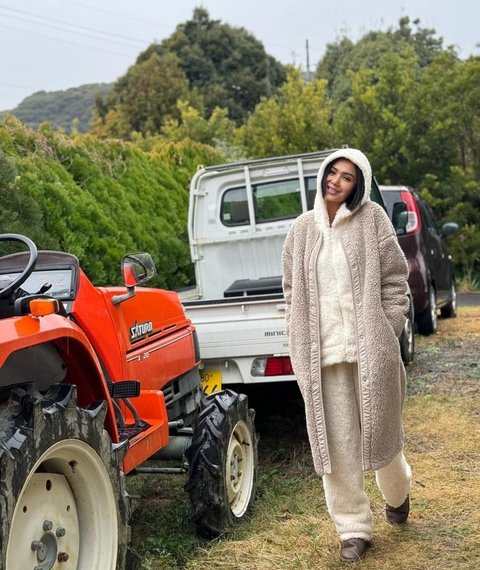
[0, 13, 141, 50]
[0, 3, 149, 47]
[0, 21, 135, 58]
[62, 0, 174, 30]
[61, 0, 323, 59]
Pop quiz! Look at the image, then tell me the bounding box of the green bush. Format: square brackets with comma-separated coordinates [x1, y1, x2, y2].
[0, 116, 223, 288]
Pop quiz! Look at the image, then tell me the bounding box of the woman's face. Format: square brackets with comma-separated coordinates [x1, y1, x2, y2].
[324, 159, 357, 207]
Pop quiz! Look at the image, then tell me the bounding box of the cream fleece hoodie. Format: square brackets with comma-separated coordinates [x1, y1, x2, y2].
[316, 228, 357, 366]
[314, 148, 373, 367]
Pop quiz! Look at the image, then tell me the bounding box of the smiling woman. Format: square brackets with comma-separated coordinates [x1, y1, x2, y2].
[282, 147, 412, 562]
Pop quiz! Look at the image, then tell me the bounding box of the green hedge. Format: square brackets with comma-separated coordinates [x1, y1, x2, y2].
[0, 117, 222, 288]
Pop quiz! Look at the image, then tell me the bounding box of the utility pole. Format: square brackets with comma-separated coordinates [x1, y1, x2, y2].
[306, 39, 311, 82]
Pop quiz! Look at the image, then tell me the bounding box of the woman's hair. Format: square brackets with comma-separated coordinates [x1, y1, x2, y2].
[321, 159, 365, 211]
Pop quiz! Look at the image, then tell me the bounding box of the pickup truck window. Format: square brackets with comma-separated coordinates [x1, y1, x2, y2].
[221, 177, 317, 226]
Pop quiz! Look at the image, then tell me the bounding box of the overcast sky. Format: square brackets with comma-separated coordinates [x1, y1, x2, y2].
[0, 0, 478, 111]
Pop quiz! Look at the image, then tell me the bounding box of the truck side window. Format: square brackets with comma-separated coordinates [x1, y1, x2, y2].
[222, 188, 250, 225]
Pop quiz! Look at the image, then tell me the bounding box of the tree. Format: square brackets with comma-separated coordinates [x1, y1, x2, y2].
[92, 53, 191, 139]
[0, 143, 49, 241]
[317, 17, 444, 105]
[0, 116, 223, 288]
[162, 100, 237, 147]
[139, 8, 286, 124]
[411, 53, 480, 172]
[332, 47, 418, 183]
[328, 37, 479, 284]
[237, 67, 333, 157]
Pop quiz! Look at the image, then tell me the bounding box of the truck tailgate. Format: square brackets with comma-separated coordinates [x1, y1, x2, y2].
[183, 296, 289, 359]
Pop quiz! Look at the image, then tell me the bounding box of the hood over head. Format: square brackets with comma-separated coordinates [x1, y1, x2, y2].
[314, 147, 372, 228]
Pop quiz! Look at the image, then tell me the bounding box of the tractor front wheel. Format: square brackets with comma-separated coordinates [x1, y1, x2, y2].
[0, 384, 132, 570]
[185, 390, 258, 538]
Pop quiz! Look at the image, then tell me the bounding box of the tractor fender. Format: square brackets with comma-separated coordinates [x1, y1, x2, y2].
[0, 312, 118, 439]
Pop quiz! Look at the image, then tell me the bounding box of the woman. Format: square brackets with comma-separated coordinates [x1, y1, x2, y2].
[282, 148, 411, 561]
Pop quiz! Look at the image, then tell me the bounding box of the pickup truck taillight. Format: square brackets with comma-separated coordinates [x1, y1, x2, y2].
[400, 191, 421, 233]
[251, 356, 293, 377]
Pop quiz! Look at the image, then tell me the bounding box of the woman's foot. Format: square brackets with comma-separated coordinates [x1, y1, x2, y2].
[386, 495, 410, 524]
[340, 538, 370, 561]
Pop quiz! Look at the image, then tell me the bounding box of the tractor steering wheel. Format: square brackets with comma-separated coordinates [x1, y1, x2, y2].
[0, 234, 38, 299]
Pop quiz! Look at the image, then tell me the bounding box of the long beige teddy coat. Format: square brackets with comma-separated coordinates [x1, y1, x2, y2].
[282, 148, 409, 476]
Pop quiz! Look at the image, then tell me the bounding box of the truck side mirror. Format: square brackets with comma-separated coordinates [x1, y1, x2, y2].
[392, 202, 408, 235]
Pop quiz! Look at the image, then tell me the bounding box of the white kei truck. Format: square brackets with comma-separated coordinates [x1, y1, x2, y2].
[181, 150, 414, 394]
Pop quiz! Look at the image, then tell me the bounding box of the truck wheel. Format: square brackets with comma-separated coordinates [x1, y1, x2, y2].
[417, 285, 438, 335]
[440, 280, 457, 318]
[185, 390, 258, 538]
[399, 297, 415, 365]
[0, 384, 133, 570]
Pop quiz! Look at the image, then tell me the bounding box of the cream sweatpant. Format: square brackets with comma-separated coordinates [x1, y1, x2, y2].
[321, 362, 411, 541]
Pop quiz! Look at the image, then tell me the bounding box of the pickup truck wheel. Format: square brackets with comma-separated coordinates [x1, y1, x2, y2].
[0, 384, 132, 569]
[417, 285, 438, 335]
[185, 390, 258, 538]
[440, 280, 457, 318]
[400, 298, 415, 365]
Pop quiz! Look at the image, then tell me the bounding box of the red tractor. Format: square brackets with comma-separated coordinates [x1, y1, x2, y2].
[0, 234, 258, 570]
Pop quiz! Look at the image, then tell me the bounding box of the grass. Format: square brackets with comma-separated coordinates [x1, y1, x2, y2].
[457, 276, 480, 293]
[128, 306, 480, 569]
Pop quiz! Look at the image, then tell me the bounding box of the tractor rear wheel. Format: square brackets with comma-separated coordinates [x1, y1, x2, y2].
[0, 384, 133, 570]
[185, 390, 258, 538]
